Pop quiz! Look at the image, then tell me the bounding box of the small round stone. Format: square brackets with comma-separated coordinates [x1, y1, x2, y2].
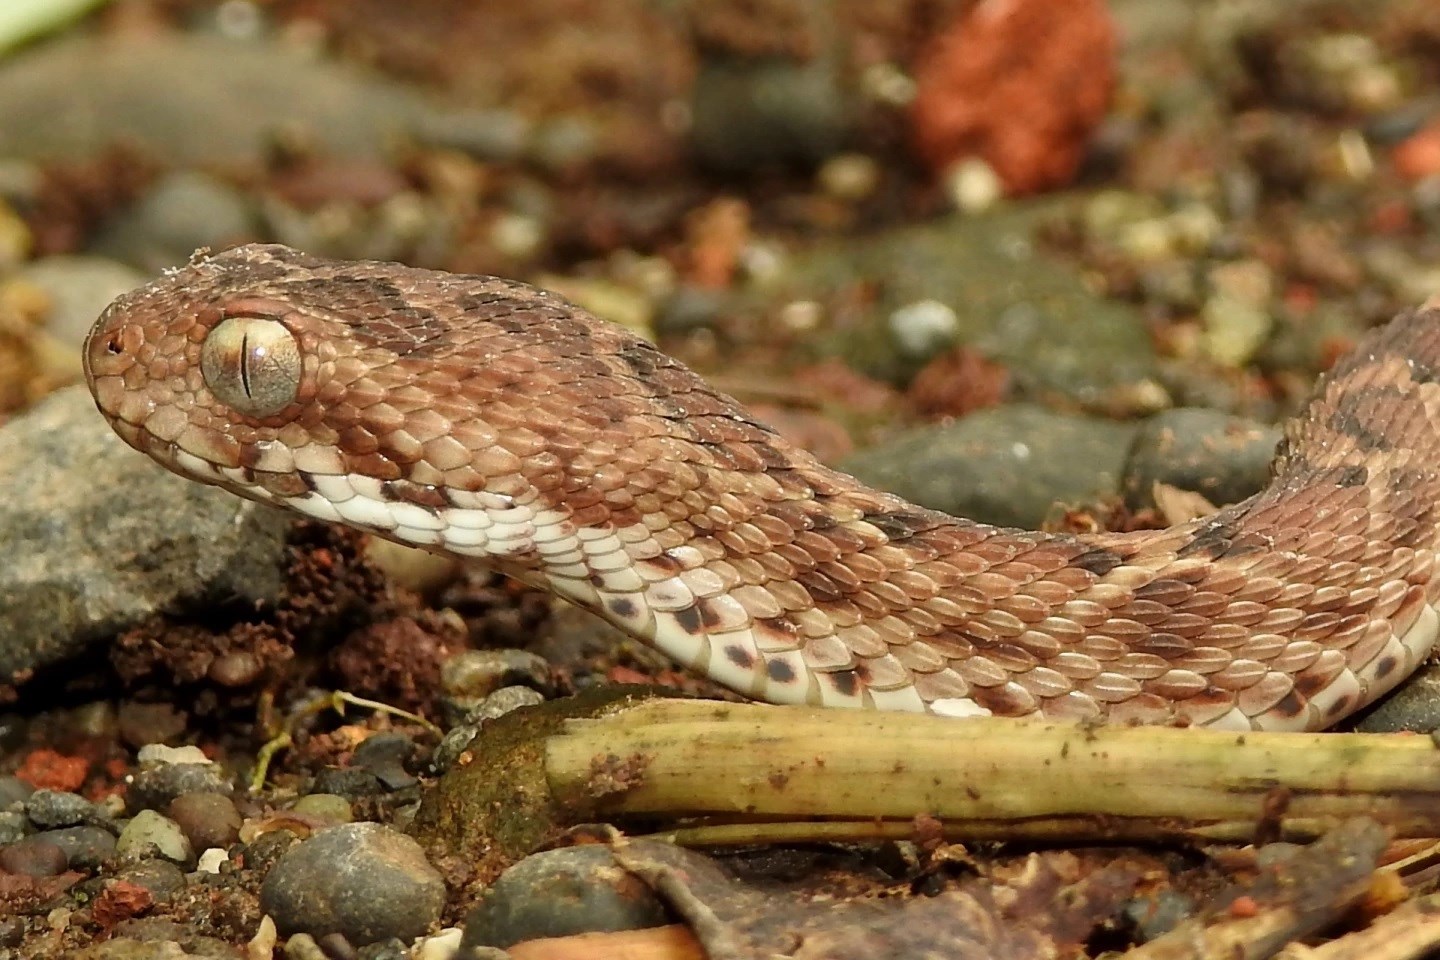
[432, 686, 546, 773]
[127, 762, 230, 814]
[290, 794, 354, 826]
[0, 811, 27, 845]
[116, 810, 194, 866]
[116, 702, 188, 749]
[440, 649, 552, 700]
[310, 767, 385, 801]
[35, 826, 117, 870]
[350, 732, 419, 790]
[25, 789, 95, 829]
[0, 837, 68, 877]
[460, 846, 668, 949]
[165, 792, 242, 852]
[0, 776, 34, 811]
[260, 823, 445, 945]
[114, 859, 187, 903]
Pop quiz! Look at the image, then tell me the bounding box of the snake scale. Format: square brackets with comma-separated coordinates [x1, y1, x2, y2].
[83, 243, 1440, 732]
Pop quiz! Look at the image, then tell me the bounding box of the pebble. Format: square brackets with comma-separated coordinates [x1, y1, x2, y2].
[350, 733, 419, 790]
[433, 686, 546, 773]
[841, 405, 1138, 529]
[15, 256, 147, 350]
[0, 836, 68, 877]
[113, 858, 187, 904]
[309, 767, 385, 802]
[35, 825, 116, 870]
[165, 793, 242, 852]
[116, 810, 194, 867]
[440, 649, 552, 702]
[127, 762, 231, 814]
[944, 157, 1005, 213]
[91, 170, 255, 273]
[260, 823, 446, 945]
[25, 788, 96, 829]
[1120, 888, 1196, 943]
[135, 744, 212, 766]
[461, 846, 668, 949]
[652, 285, 727, 337]
[1121, 409, 1282, 513]
[290, 794, 354, 826]
[0, 775, 34, 810]
[1200, 294, 1272, 368]
[0, 811, 27, 844]
[196, 847, 230, 874]
[412, 106, 533, 162]
[888, 299, 959, 359]
[115, 702, 190, 751]
[817, 153, 880, 201]
[689, 57, 849, 173]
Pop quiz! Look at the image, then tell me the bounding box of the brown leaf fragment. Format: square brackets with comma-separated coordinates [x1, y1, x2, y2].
[608, 836, 1148, 960]
[1120, 818, 1389, 959]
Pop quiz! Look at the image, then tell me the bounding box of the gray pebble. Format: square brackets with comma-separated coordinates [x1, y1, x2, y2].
[0, 33, 432, 166]
[26, 788, 96, 829]
[117, 810, 194, 866]
[127, 762, 231, 814]
[290, 794, 353, 826]
[1121, 408, 1281, 512]
[102, 918, 242, 958]
[310, 767, 384, 801]
[35, 825, 116, 870]
[114, 858, 187, 904]
[91, 171, 255, 274]
[1121, 888, 1196, 943]
[0, 810, 28, 844]
[841, 405, 1139, 529]
[0, 775, 33, 811]
[412, 106, 533, 162]
[462, 846, 668, 949]
[433, 686, 545, 774]
[690, 57, 850, 173]
[260, 823, 445, 945]
[15, 256, 147, 350]
[350, 733, 418, 790]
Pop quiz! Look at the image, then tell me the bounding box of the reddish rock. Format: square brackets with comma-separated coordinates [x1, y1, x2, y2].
[910, 0, 1117, 195]
[1393, 119, 1440, 181]
[14, 750, 88, 792]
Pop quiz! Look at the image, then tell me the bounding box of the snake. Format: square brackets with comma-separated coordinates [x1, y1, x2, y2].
[81, 243, 1440, 732]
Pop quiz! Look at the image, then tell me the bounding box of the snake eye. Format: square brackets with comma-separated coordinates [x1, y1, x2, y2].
[200, 315, 302, 418]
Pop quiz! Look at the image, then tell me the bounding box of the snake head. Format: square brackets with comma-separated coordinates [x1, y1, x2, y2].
[82, 243, 639, 563]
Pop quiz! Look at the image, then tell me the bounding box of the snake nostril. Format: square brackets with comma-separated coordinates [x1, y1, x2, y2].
[106, 335, 123, 355]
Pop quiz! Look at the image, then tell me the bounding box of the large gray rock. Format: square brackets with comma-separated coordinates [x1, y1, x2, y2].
[0, 387, 289, 681]
[0, 33, 431, 165]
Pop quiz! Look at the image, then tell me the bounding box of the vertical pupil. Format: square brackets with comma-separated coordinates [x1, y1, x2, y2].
[240, 332, 252, 398]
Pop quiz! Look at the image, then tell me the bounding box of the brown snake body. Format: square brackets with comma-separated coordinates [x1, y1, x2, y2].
[83, 244, 1440, 731]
